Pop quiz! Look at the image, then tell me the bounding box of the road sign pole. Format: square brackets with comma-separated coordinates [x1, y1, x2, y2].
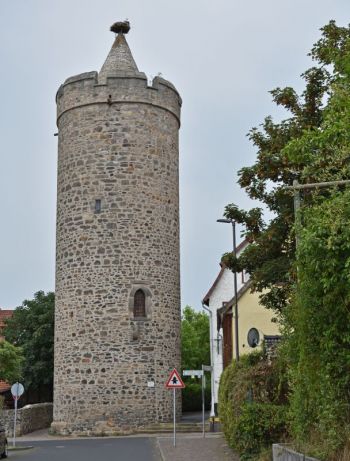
[173, 388, 176, 447]
[165, 367, 185, 448]
[13, 397, 17, 447]
[10, 381, 25, 448]
[202, 368, 205, 438]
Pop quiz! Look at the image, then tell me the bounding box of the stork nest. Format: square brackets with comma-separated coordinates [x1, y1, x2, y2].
[110, 21, 130, 34]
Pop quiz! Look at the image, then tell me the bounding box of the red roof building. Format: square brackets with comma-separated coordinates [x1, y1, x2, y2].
[0, 309, 13, 340]
[0, 309, 14, 394]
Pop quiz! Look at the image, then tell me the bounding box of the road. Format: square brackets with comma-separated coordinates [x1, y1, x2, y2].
[9, 438, 161, 461]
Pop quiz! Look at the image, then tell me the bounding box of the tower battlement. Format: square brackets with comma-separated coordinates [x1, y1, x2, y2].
[56, 72, 182, 127]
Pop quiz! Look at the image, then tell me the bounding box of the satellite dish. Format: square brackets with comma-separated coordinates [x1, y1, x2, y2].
[247, 328, 260, 348]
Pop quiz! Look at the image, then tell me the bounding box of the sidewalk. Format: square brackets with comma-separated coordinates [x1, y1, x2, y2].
[9, 428, 67, 442]
[157, 434, 239, 461]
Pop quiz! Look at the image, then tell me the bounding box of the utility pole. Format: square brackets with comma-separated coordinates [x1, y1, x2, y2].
[293, 179, 301, 248]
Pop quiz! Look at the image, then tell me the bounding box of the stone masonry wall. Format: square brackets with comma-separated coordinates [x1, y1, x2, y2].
[272, 444, 320, 461]
[1, 403, 53, 436]
[52, 68, 182, 434]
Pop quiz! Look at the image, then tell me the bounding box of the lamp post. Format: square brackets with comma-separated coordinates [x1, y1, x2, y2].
[217, 218, 239, 361]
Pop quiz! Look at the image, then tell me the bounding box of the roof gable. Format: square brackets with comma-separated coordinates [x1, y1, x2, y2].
[202, 238, 249, 305]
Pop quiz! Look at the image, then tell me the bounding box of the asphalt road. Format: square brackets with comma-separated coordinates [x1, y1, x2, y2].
[8, 438, 161, 461]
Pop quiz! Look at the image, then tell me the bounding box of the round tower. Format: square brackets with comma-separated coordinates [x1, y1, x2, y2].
[52, 22, 182, 435]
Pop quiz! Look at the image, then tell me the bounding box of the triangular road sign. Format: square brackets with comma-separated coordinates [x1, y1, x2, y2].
[165, 368, 185, 388]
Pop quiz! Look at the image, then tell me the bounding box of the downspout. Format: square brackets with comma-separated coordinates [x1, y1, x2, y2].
[202, 302, 216, 417]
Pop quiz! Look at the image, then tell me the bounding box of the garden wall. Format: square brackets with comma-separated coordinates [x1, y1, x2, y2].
[273, 444, 320, 461]
[0, 402, 53, 436]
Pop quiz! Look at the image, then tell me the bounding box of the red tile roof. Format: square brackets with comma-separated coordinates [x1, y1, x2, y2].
[0, 381, 10, 393]
[0, 310, 14, 393]
[0, 310, 13, 330]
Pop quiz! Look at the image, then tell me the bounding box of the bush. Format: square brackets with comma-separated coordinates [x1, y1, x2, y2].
[233, 403, 287, 458]
[285, 190, 350, 459]
[219, 352, 288, 459]
[182, 381, 211, 412]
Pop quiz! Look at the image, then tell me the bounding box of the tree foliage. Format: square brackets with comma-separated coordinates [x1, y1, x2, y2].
[222, 20, 350, 315]
[0, 340, 23, 384]
[3, 291, 54, 399]
[219, 20, 350, 459]
[277, 23, 350, 458]
[181, 306, 210, 411]
[286, 191, 350, 460]
[181, 305, 210, 371]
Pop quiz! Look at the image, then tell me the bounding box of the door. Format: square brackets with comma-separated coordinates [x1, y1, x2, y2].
[222, 313, 233, 369]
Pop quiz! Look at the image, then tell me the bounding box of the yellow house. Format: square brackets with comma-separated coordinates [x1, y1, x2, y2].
[217, 281, 280, 365]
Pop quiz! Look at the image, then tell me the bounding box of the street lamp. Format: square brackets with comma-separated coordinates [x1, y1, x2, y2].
[217, 218, 239, 361]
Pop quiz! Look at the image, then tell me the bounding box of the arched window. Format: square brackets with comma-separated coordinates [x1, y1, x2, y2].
[134, 289, 146, 317]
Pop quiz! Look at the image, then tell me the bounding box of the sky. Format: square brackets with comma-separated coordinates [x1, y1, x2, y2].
[0, 0, 349, 310]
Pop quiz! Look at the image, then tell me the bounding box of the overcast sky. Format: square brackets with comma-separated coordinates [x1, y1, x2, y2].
[0, 0, 349, 310]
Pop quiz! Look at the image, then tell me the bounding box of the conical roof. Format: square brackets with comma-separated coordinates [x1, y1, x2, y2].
[99, 29, 138, 82]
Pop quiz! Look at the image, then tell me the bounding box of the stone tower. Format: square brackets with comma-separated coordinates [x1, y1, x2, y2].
[52, 21, 182, 435]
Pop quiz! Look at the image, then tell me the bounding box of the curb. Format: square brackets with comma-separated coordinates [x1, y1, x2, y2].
[156, 438, 166, 461]
[9, 446, 34, 451]
[13, 431, 223, 442]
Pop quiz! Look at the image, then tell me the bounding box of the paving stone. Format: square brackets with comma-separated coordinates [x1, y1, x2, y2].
[157, 435, 239, 461]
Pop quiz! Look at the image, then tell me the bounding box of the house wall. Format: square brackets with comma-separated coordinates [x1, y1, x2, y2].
[207, 267, 245, 404]
[232, 290, 280, 357]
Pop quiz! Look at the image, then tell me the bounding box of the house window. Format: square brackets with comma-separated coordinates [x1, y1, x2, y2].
[95, 199, 101, 213]
[134, 289, 146, 317]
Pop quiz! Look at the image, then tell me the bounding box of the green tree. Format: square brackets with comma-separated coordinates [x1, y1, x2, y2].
[0, 340, 23, 384]
[278, 28, 350, 458]
[181, 305, 210, 371]
[181, 306, 211, 411]
[222, 21, 350, 316]
[4, 291, 54, 401]
[286, 191, 350, 459]
[220, 20, 350, 459]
